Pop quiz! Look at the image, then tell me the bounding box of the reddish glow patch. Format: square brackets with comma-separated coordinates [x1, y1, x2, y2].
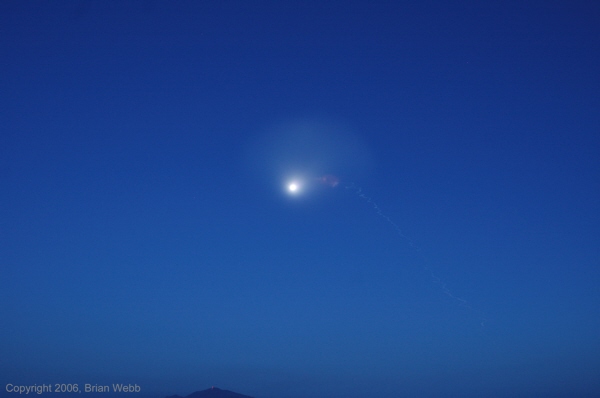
[318, 174, 340, 187]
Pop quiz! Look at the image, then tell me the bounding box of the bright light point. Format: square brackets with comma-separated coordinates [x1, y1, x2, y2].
[285, 177, 305, 196]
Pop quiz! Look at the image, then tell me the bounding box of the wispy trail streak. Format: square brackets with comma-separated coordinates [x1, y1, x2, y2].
[346, 183, 418, 249]
[345, 182, 486, 328]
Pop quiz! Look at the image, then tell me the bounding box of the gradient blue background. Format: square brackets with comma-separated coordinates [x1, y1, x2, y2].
[2, 2, 599, 397]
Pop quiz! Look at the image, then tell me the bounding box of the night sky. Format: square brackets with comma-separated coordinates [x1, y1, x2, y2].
[2, 2, 600, 398]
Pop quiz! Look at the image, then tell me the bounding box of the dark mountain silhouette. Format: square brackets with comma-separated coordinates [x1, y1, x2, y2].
[166, 387, 253, 398]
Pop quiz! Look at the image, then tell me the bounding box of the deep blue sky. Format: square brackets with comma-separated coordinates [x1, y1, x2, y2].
[2, 1, 599, 397]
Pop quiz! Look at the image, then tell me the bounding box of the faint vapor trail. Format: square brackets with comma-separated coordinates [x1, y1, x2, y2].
[344, 182, 487, 328]
[345, 182, 418, 249]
